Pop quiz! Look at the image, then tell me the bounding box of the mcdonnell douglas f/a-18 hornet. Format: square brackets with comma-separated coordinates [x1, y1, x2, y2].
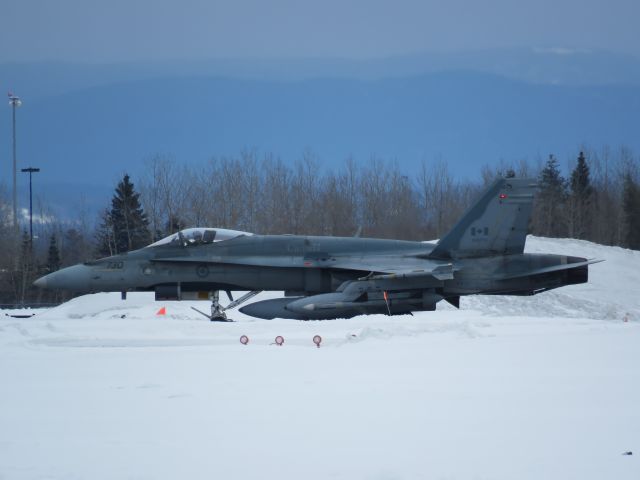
[34, 178, 601, 321]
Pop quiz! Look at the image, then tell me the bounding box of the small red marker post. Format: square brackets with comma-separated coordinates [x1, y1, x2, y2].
[383, 291, 391, 316]
[240, 335, 249, 345]
[313, 335, 322, 348]
[275, 335, 284, 346]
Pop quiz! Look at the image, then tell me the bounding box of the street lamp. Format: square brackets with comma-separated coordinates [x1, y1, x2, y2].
[21, 167, 40, 244]
[8, 93, 22, 232]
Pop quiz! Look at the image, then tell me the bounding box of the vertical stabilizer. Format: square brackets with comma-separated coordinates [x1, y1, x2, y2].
[429, 178, 537, 259]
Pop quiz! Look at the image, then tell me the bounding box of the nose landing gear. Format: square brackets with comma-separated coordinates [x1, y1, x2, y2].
[191, 290, 261, 322]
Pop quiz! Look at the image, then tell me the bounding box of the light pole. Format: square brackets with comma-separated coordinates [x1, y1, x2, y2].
[8, 93, 22, 232]
[21, 167, 40, 244]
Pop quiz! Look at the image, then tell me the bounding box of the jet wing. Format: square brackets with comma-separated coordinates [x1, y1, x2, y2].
[496, 258, 604, 280]
[327, 257, 455, 280]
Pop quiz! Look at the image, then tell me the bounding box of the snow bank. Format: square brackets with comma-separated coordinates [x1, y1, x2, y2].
[0, 237, 638, 480]
[461, 236, 640, 321]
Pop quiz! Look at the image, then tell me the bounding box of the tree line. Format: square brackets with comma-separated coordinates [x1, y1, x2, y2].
[1, 146, 639, 306]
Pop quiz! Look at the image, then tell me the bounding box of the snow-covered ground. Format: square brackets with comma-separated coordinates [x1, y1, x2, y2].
[1, 236, 639, 479]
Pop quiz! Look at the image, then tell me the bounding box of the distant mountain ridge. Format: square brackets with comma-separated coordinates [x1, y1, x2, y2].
[3, 48, 640, 100]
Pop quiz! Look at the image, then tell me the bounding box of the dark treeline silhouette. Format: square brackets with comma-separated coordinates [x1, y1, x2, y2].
[1, 146, 639, 306]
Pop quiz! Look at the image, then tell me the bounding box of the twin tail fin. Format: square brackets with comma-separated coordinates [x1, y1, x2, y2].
[429, 178, 538, 259]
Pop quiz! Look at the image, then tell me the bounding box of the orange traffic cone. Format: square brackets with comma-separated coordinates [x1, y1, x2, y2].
[156, 307, 166, 316]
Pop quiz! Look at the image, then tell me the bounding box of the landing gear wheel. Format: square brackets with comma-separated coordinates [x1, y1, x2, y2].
[190, 306, 234, 322]
[210, 291, 227, 320]
[190, 290, 261, 322]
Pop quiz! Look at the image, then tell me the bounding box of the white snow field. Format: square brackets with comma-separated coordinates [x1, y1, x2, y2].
[1, 236, 639, 480]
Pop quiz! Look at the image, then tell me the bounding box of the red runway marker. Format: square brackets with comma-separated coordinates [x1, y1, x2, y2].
[240, 335, 249, 345]
[275, 335, 284, 346]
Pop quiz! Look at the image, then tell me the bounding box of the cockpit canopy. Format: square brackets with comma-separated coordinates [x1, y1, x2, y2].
[146, 228, 253, 248]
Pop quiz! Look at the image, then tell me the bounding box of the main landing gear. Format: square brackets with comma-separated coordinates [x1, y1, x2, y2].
[191, 290, 261, 322]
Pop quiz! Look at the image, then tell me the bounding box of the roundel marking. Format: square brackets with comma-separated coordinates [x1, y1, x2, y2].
[196, 264, 210, 278]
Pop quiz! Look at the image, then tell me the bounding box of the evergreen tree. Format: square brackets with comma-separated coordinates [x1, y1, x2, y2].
[47, 234, 62, 272]
[534, 155, 568, 237]
[569, 151, 593, 239]
[622, 173, 640, 249]
[97, 175, 151, 256]
[96, 208, 116, 257]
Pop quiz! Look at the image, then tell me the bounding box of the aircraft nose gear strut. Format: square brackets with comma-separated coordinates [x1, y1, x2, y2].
[191, 290, 261, 322]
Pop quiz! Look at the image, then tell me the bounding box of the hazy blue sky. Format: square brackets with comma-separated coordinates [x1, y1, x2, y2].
[2, 0, 639, 62]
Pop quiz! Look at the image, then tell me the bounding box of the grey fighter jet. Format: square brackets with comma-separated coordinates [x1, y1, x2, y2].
[34, 178, 601, 321]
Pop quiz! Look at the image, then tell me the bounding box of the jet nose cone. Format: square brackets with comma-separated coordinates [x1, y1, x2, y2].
[32, 265, 93, 292]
